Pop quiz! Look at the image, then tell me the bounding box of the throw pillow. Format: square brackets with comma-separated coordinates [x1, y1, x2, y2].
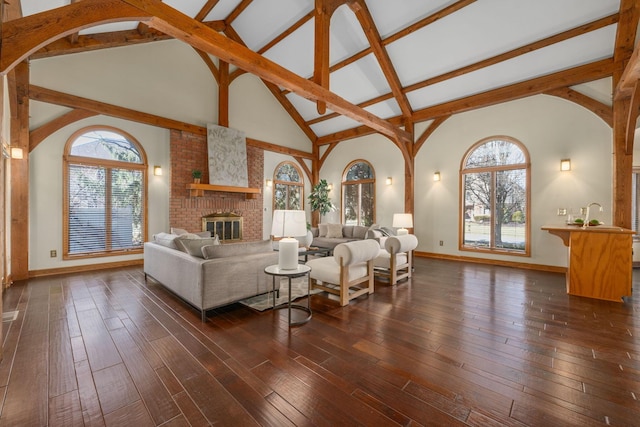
[318, 223, 328, 237]
[153, 232, 179, 249]
[175, 234, 220, 258]
[326, 223, 343, 238]
[342, 225, 354, 238]
[196, 231, 212, 238]
[170, 227, 189, 235]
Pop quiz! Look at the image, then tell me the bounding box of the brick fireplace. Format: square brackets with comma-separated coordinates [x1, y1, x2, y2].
[169, 130, 263, 241]
[202, 212, 243, 242]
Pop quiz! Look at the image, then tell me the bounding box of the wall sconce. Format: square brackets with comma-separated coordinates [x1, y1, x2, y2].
[265, 179, 272, 187]
[433, 171, 441, 182]
[560, 159, 571, 171]
[10, 147, 24, 160]
[327, 183, 333, 191]
[153, 165, 163, 176]
[385, 177, 392, 185]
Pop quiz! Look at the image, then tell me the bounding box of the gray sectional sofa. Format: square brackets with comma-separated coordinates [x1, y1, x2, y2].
[144, 233, 279, 321]
[311, 223, 380, 250]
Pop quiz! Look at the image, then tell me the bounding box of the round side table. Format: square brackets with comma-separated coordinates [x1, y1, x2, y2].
[264, 264, 312, 326]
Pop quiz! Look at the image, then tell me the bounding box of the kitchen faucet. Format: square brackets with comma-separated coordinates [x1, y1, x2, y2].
[583, 202, 603, 227]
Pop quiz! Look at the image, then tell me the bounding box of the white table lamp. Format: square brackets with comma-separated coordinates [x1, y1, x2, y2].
[272, 210, 307, 270]
[393, 213, 413, 235]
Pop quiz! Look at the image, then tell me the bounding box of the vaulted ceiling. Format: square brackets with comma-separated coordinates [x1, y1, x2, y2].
[6, 0, 640, 148]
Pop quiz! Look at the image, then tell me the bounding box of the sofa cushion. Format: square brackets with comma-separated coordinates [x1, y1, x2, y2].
[352, 225, 368, 239]
[202, 240, 272, 259]
[175, 234, 220, 257]
[318, 223, 328, 237]
[342, 225, 354, 238]
[153, 232, 179, 249]
[326, 223, 343, 238]
[171, 227, 189, 235]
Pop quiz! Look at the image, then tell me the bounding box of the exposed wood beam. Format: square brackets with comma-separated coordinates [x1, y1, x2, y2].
[29, 84, 207, 136]
[612, 0, 640, 229]
[411, 59, 615, 122]
[293, 156, 312, 182]
[306, 13, 619, 127]
[2, 0, 22, 21]
[615, 39, 640, 100]
[30, 109, 98, 151]
[318, 59, 615, 146]
[30, 20, 226, 59]
[544, 87, 613, 127]
[1, 0, 148, 72]
[193, 48, 220, 83]
[28, 84, 314, 159]
[194, 0, 221, 22]
[414, 115, 450, 155]
[116, 0, 410, 145]
[625, 82, 640, 154]
[349, 0, 412, 118]
[225, 0, 252, 25]
[223, 25, 318, 142]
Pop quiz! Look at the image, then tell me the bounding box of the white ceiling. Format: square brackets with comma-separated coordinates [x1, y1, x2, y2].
[20, 0, 624, 138]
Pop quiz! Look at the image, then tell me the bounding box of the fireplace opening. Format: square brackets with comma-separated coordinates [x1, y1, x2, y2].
[202, 212, 242, 242]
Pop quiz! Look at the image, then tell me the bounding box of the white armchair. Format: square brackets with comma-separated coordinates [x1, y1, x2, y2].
[306, 239, 380, 306]
[374, 234, 418, 285]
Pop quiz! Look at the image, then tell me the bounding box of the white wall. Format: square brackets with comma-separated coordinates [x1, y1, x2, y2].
[318, 134, 405, 226]
[413, 95, 611, 268]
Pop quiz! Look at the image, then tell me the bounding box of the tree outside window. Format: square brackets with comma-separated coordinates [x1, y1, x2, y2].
[461, 137, 530, 255]
[273, 162, 303, 210]
[342, 160, 375, 226]
[64, 127, 147, 259]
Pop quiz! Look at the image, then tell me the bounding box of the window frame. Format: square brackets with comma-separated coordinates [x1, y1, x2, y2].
[272, 161, 304, 211]
[63, 125, 148, 260]
[341, 159, 376, 226]
[459, 136, 531, 256]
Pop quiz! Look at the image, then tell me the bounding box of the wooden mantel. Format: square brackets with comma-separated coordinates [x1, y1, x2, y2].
[542, 225, 634, 302]
[187, 183, 261, 199]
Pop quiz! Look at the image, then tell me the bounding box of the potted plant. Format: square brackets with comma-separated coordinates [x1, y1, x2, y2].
[192, 169, 202, 184]
[308, 179, 335, 225]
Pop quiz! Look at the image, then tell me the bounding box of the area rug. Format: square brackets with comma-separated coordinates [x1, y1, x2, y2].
[239, 277, 321, 311]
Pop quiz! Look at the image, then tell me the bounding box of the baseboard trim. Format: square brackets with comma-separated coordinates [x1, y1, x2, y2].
[415, 251, 566, 274]
[29, 259, 143, 278]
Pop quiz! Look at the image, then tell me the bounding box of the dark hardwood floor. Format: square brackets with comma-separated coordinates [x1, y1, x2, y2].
[0, 257, 639, 426]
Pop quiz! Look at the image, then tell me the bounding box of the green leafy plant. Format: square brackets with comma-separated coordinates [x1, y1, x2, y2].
[308, 179, 335, 216]
[191, 169, 202, 179]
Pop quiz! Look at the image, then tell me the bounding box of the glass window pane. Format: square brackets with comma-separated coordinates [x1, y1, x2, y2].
[274, 183, 287, 210]
[463, 172, 491, 248]
[68, 165, 107, 253]
[111, 168, 144, 249]
[494, 169, 526, 251]
[70, 129, 142, 163]
[275, 163, 300, 182]
[345, 162, 373, 181]
[343, 184, 358, 225]
[465, 139, 525, 169]
[360, 182, 374, 226]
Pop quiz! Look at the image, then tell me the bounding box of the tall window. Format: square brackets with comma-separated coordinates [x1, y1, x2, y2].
[273, 161, 303, 210]
[460, 137, 530, 255]
[64, 127, 147, 259]
[342, 160, 375, 226]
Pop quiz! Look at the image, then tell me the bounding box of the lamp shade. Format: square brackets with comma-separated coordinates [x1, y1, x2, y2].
[272, 210, 307, 270]
[393, 213, 413, 235]
[271, 210, 307, 237]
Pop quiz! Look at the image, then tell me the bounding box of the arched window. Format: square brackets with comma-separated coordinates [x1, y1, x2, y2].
[460, 136, 530, 255]
[342, 160, 375, 226]
[273, 161, 304, 210]
[63, 126, 147, 259]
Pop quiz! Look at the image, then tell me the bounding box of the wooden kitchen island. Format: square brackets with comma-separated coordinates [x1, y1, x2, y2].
[542, 225, 634, 302]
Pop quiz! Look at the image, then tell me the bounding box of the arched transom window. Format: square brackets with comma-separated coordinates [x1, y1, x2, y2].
[63, 126, 147, 259]
[460, 136, 530, 255]
[342, 160, 375, 226]
[273, 161, 304, 210]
